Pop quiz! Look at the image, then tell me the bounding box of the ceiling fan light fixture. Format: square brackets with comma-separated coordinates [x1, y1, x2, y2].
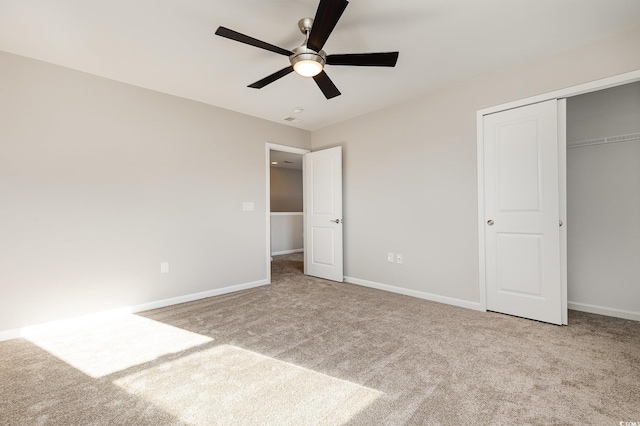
[290, 46, 326, 77]
[293, 59, 323, 77]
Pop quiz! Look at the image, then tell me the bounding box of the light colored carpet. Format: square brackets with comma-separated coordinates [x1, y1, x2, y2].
[1, 253, 639, 425]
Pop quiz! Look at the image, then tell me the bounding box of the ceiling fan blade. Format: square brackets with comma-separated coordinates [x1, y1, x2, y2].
[215, 26, 293, 57]
[307, 0, 349, 52]
[248, 66, 295, 89]
[327, 52, 399, 67]
[313, 71, 341, 99]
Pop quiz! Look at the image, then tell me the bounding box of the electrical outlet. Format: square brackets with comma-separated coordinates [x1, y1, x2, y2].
[160, 261, 170, 273]
[396, 254, 403, 264]
[387, 252, 394, 263]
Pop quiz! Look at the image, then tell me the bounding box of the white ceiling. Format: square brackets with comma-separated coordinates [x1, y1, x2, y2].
[1, 0, 639, 131]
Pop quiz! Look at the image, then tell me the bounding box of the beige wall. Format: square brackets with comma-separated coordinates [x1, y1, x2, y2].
[567, 82, 640, 314]
[0, 52, 310, 333]
[3, 25, 640, 334]
[270, 167, 303, 212]
[270, 167, 303, 255]
[311, 26, 640, 305]
[567, 82, 640, 141]
[270, 214, 304, 255]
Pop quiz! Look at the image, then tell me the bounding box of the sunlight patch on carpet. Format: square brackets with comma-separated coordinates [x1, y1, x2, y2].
[113, 344, 383, 425]
[22, 311, 212, 378]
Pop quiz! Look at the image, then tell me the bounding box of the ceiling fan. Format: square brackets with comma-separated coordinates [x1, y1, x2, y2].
[215, 0, 399, 99]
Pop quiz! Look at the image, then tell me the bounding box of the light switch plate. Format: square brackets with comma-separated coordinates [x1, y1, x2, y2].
[243, 202, 255, 211]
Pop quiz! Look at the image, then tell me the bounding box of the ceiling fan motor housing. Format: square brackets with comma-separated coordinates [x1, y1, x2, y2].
[290, 46, 326, 72]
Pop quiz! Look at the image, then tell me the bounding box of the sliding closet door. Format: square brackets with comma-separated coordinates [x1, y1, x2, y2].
[482, 99, 565, 325]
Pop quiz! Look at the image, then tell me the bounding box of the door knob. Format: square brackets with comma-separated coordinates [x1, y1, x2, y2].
[559, 220, 563, 227]
[487, 220, 494, 226]
[330, 219, 342, 224]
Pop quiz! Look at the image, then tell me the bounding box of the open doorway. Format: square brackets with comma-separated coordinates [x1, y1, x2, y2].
[270, 150, 304, 258]
[265, 143, 344, 284]
[265, 144, 309, 284]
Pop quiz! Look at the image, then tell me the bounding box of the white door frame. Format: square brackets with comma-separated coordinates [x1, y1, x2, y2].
[477, 69, 640, 315]
[265, 143, 310, 284]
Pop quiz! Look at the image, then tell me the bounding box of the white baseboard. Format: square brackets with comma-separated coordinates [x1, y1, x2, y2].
[0, 329, 21, 342]
[271, 249, 303, 256]
[128, 279, 269, 314]
[344, 276, 483, 312]
[568, 301, 640, 322]
[0, 278, 270, 342]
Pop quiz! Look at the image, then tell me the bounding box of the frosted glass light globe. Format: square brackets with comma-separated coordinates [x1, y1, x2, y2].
[293, 60, 323, 77]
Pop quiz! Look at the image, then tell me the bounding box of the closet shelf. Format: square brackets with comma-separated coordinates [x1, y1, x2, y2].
[568, 132, 640, 149]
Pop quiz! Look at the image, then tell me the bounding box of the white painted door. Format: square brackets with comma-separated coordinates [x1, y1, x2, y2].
[483, 100, 563, 324]
[304, 146, 343, 282]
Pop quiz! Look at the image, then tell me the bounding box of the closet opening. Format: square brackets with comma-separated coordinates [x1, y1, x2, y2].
[565, 81, 640, 320]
